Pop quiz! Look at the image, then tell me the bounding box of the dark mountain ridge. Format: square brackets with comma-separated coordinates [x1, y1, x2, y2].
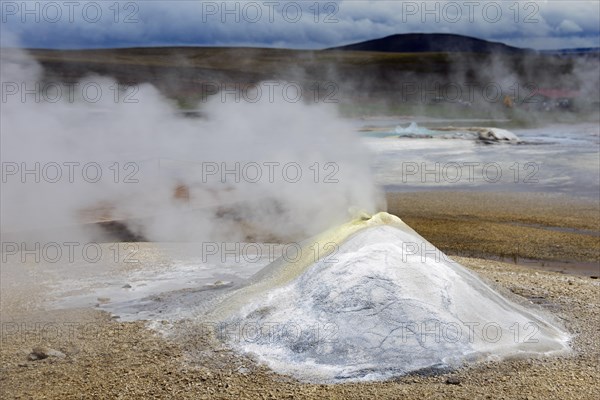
[329, 33, 531, 53]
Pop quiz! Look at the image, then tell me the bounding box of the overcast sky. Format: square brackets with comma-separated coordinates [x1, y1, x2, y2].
[1, 1, 599, 50]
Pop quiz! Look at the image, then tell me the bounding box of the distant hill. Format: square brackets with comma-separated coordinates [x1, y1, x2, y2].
[328, 33, 529, 54]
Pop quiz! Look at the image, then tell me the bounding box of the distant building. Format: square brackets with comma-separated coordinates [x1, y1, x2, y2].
[527, 88, 581, 111]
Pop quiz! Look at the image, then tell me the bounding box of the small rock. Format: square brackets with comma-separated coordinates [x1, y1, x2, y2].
[97, 297, 111, 304]
[445, 376, 461, 385]
[590, 276, 598, 279]
[27, 347, 66, 361]
[27, 349, 48, 361]
[46, 349, 66, 358]
[122, 284, 132, 289]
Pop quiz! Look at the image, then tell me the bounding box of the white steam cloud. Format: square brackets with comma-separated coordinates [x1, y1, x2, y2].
[0, 46, 385, 244]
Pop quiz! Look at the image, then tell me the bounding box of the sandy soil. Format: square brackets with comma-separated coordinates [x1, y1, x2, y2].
[1, 192, 598, 399]
[387, 192, 600, 275]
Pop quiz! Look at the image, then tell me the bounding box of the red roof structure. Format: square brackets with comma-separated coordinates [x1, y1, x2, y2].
[533, 88, 581, 99]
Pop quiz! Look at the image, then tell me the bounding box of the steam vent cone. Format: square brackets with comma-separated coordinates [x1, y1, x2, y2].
[206, 212, 570, 382]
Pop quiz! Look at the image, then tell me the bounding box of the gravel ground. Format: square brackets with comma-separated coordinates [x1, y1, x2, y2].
[1, 258, 598, 399]
[387, 192, 600, 273]
[1, 191, 598, 399]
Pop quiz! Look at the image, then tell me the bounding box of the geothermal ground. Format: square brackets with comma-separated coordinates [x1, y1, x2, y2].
[1, 192, 598, 399]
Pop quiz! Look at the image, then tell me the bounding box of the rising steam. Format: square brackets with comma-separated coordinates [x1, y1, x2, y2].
[0, 44, 385, 245]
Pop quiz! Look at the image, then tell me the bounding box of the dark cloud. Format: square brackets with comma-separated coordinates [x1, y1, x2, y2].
[1, 1, 598, 49]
